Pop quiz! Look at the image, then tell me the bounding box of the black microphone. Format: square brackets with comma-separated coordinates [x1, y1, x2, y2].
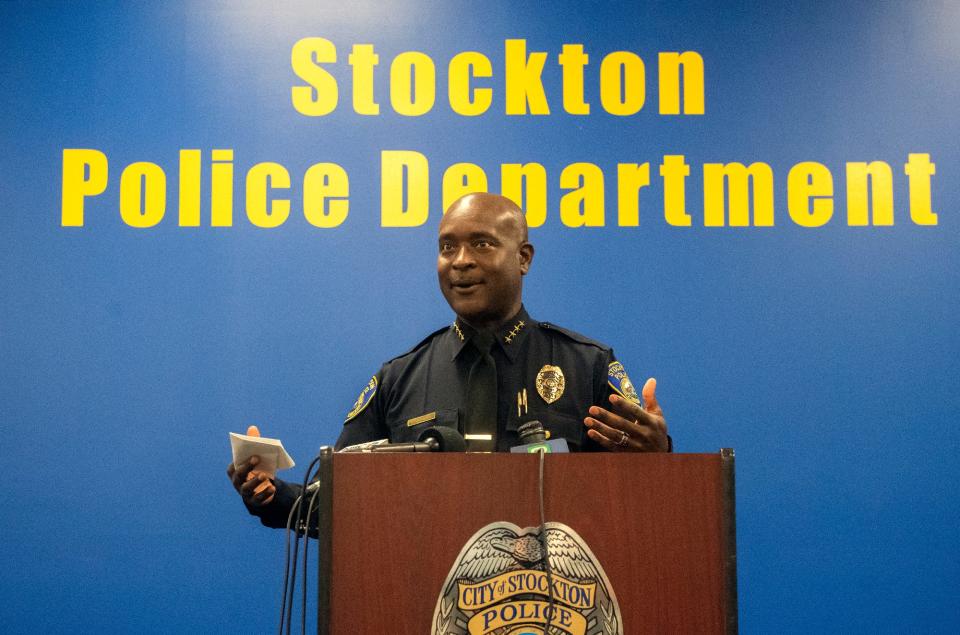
[415, 425, 468, 452]
[510, 420, 570, 453]
[518, 420, 547, 444]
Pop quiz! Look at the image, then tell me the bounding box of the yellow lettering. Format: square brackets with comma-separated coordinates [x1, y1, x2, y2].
[560, 163, 604, 227]
[442, 163, 488, 211]
[617, 163, 650, 226]
[502, 163, 548, 228]
[348, 44, 380, 115]
[787, 162, 834, 227]
[246, 162, 291, 228]
[904, 153, 937, 225]
[61, 149, 108, 227]
[211, 149, 234, 227]
[703, 162, 774, 227]
[303, 163, 349, 228]
[178, 149, 201, 227]
[558, 44, 589, 115]
[390, 51, 436, 116]
[600, 51, 645, 116]
[290, 37, 338, 117]
[846, 161, 893, 226]
[660, 155, 691, 227]
[448, 52, 493, 116]
[120, 162, 166, 228]
[381, 150, 429, 227]
[658, 52, 705, 115]
[504, 39, 550, 115]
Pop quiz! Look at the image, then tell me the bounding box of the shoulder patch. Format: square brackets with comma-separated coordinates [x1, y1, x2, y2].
[345, 376, 378, 422]
[537, 322, 611, 351]
[608, 361, 641, 404]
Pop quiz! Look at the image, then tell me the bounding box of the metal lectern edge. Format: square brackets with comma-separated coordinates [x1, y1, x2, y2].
[720, 448, 738, 635]
[316, 447, 334, 635]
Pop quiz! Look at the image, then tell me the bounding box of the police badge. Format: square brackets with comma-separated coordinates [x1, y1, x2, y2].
[535, 365, 565, 404]
[432, 522, 623, 635]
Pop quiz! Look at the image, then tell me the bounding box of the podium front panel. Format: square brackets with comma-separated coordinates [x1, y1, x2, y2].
[328, 452, 735, 634]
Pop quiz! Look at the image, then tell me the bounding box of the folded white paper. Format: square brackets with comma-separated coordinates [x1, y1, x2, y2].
[229, 432, 295, 476]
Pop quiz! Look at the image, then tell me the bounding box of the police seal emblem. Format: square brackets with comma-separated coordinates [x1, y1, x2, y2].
[607, 362, 640, 404]
[344, 376, 377, 422]
[432, 522, 623, 635]
[535, 365, 565, 404]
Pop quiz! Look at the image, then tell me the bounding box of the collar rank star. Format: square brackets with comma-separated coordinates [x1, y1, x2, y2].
[535, 365, 565, 404]
[503, 319, 526, 344]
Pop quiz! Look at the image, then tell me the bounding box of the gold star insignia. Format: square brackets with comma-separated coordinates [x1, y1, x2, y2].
[503, 320, 526, 345]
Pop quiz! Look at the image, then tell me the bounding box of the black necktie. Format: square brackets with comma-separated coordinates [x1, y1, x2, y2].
[464, 332, 497, 452]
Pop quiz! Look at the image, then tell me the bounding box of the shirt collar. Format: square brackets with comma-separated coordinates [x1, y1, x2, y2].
[448, 306, 531, 362]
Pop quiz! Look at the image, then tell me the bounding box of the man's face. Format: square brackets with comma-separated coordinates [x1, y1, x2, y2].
[437, 197, 532, 330]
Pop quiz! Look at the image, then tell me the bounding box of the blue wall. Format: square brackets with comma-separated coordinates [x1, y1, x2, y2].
[1, 2, 958, 632]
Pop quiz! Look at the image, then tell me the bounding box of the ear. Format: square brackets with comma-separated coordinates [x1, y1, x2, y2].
[518, 242, 534, 275]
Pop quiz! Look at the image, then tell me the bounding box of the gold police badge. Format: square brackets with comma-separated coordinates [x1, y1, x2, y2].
[535, 365, 565, 404]
[432, 522, 623, 635]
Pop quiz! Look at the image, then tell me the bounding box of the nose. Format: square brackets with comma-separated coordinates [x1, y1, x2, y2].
[451, 245, 474, 269]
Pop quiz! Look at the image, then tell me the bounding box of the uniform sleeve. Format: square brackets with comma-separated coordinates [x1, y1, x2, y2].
[578, 348, 616, 452]
[605, 349, 673, 453]
[334, 369, 389, 450]
[244, 478, 303, 529]
[598, 348, 616, 407]
[245, 369, 390, 531]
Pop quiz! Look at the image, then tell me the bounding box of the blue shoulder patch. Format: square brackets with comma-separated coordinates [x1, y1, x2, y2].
[345, 376, 378, 422]
[608, 361, 641, 404]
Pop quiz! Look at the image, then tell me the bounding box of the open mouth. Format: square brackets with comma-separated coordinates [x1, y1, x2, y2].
[452, 280, 482, 292]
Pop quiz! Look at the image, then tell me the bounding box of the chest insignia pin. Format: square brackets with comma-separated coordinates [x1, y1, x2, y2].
[535, 365, 565, 404]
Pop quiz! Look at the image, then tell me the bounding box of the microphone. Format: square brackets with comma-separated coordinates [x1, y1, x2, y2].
[518, 420, 546, 443]
[338, 438, 390, 453]
[339, 426, 467, 453]
[414, 425, 468, 452]
[510, 420, 570, 453]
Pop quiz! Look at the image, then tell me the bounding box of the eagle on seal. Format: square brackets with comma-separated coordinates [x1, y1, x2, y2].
[432, 522, 623, 635]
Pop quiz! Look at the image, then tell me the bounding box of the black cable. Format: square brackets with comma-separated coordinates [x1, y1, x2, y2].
[278, 495, 303, 634]
[538, 448, 557, 634]
[290, 457, 323, 635]
[301, 483, 322, 635]
[285, 511, 302, 635]
[279, 455, 323, 635]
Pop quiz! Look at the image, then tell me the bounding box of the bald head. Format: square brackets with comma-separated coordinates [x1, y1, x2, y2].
[436, 192, 535, 330]
[443, 193, 528, 243]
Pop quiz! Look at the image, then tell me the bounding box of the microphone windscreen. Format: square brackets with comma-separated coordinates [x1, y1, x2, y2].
[418, 426, 467, 452]
[517, 420, 547, 444]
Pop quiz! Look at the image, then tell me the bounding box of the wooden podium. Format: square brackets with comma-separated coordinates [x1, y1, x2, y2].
[311, 449, 736, 634]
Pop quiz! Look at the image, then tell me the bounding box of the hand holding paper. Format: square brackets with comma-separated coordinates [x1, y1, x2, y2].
[229, 425, 295, 477]
[226, 425, 293, 508]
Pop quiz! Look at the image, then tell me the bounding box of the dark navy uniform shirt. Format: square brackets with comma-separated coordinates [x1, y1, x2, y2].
[335, 306, 642, 452]
[248, 306, 646, 528]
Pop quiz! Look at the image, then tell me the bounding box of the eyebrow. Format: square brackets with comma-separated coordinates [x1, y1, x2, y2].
[438, 231, 499, 242]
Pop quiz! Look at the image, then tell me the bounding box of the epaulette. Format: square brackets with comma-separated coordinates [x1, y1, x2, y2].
[383, 324, 451, 363]
[536, 322, 612, 351]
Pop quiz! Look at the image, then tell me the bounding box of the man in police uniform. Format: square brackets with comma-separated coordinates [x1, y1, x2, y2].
[229, 193, 669, 525]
